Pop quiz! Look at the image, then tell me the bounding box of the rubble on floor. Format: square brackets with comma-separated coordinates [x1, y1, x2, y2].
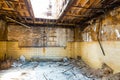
[0, 54, 13, 70]
[0, 60, 13, 70]
[0, 58, 120, 80]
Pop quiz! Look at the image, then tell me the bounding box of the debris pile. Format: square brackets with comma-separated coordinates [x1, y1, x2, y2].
[103, 72, 120, 80]
[11, 55, 26, 67]
[0, 57, 120, 80]
[0, 54, 13, 70]
[0, 60, 13, 70]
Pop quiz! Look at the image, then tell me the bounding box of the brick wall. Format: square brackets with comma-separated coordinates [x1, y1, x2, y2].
[8, 25, 74, 47]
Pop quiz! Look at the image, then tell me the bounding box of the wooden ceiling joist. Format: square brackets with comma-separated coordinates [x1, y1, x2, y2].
[72, 6, 105, 10]
[0, 0, 120, 28]
[65, 14, 88, 18]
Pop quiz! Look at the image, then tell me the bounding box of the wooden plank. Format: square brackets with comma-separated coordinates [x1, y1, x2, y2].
[2, 7, 14, 11]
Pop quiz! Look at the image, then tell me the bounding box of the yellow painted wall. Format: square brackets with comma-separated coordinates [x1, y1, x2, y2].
[0, 41, 6, 60]
[72, 7, 120, 74]
[66, 42, 75, 58]
[0, 41, 120, 73]
[0, 41, 72, 60]
[74, 41, 120, 73]
[0, 41, 74, 61]
[74, 42, 103, 68]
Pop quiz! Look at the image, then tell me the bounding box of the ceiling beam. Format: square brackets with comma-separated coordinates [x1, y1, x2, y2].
[72, 6, 105, 10]
[4, 1, 23, 20]
[0, 7, 14, 11]
[7, 16, 77, 27]
[79, 1, 120, 30]
[25, 23, 76, 27]
[23, 21, 76, 26]
[5, 0, 19, 2]
[24, 0, 35, 21]
[65, 14, 88, 18]
[8, 21, 77, 27]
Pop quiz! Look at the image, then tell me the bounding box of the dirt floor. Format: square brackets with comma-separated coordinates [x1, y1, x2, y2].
[0, 58, 120, 80]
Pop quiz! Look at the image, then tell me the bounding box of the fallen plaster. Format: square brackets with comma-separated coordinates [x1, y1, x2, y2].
[0, 59, 120, 80]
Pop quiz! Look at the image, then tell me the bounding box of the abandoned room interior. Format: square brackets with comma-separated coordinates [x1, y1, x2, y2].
[0, 0, 120, 80]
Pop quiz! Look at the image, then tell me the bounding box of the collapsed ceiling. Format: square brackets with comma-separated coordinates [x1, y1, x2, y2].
[0, 0, 120, 28]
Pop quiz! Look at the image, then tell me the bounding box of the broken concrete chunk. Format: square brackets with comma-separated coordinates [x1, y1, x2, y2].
[102, 63, 113, 76]
[102, 72, 120, 80]
[11, 61, 22, 67]
[0, 60, 13, 70]
[19, 55, 26, 63]
[63, 57, 69, 62]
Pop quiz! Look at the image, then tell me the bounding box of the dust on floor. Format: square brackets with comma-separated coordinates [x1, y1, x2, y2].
[0, 59, 120, 80]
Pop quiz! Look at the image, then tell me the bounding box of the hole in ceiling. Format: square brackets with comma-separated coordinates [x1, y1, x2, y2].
[30, 0, 70, 19]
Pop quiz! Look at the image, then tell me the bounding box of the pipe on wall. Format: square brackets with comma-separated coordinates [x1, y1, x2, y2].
[97, 18, 105, 56]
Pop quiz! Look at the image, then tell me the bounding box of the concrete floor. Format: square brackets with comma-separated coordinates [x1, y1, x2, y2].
[0, 59, 119, 80]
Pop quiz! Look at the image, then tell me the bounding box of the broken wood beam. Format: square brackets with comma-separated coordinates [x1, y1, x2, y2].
[6, 16, 30, 28]
[62, 66, 74, 73]
[72, 6, 105, 10]
[43, 73, 48, 80]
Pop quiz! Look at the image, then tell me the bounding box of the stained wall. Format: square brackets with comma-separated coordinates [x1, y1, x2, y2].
[74, 7, 120, 73]
[8, 25, 74, 47]
[0, 20, 7, 60]
[0, 24, 74, 60]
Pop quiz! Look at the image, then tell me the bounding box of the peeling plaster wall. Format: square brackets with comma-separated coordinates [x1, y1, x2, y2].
[80, 8, 120, 42]
[74, 7, 120, 73]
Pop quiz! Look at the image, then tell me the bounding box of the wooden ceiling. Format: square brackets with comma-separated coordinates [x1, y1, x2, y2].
[0, 0, 120, 27]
